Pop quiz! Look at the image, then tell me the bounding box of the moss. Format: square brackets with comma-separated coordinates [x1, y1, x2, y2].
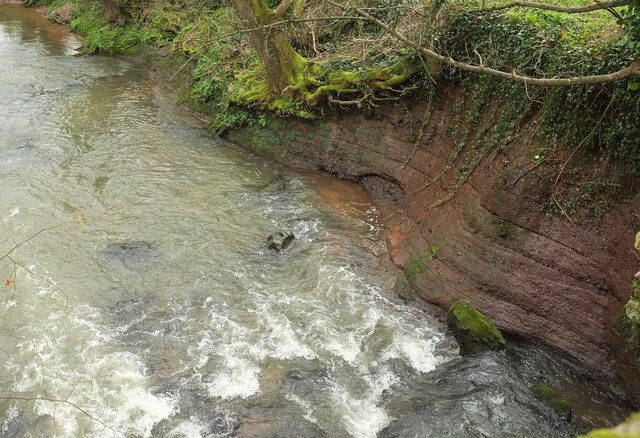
[616, 309, 633, 341]
[577, 412, 640, 437]
[406, 251, 430, 280]
[447, 300, 506, 354]
[532, 383, 572, 420]
[226, 118, 299, 165]
[615, 275, 640, 365]
[485, 214, 524, 242]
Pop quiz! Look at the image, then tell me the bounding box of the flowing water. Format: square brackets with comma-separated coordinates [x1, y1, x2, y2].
[0, 4, 633, 438]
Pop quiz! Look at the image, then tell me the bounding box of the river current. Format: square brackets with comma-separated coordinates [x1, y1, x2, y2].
[0, 3, 631, 437]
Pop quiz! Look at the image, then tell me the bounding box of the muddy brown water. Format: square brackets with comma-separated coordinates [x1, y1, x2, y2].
[0, 3, 633, 437]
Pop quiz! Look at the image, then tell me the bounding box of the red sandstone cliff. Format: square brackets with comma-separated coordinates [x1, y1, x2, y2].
[228, 87, 640, 395]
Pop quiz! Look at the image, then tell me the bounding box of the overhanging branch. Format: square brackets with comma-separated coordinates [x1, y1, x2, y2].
[474, 0, 630, 13]
[272, 0, 294, 20]
[328, 0, 640, 86]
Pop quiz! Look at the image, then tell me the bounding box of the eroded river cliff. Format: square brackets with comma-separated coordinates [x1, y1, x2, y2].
[0, 3, 634, 437]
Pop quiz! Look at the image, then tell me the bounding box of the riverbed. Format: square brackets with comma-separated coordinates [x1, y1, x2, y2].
[0, 3, 632, 437]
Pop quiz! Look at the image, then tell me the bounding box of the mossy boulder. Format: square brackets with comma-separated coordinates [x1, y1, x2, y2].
[578, 412, 640, 437]
[532, 383, 572, 422]
[446, 300, 506, 354]
[618, 277, 640, 364]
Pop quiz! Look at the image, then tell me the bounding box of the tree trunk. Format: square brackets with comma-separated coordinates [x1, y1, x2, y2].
[234, 0, 306, 95]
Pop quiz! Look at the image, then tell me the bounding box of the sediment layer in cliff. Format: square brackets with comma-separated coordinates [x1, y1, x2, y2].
[228, 85, 640, 396]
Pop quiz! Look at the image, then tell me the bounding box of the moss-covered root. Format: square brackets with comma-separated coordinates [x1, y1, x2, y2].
[446, 300, 506, 355]
[578, 412, 640, 438]
[532, 383, 572, 422]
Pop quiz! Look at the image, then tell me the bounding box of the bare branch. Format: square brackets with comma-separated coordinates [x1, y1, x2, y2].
[0, 395, 116, 434]
[474, 0, 629, 13]
[0, 223, 69, 261]
[272, 0, 294, 20]
[215, 15, 367, 42]
[8, 255, 70, 309]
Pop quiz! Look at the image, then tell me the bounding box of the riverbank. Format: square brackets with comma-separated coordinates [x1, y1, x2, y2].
[226, 84, 640, 391]
[25, 0, 640, 396]
[11, 0, 640, 425]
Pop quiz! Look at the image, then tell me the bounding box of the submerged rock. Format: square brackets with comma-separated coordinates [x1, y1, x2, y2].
[99, 240, 156, 268]
[259, 175, 289, 194]
[267, 232, 295, 252]
[96, 287, 156, 325]
[447, 300, 506, 354]
[532, 383, 572, 422]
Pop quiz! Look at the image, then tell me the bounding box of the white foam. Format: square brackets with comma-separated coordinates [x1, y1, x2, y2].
[116, 386, 176, 437]
[325, 333, 361, 364]
[333, 389, 392, 438]
[0, 406, 19, 434]
[167, 418, 207, 438]
[285, 392, 319, 425]
[206, 356, 260, 400]
[393, 333, 442, 373]
[259, 313, 315, 361]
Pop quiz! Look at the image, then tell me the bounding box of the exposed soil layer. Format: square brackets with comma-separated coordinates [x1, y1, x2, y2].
[227, 86, 640, 397]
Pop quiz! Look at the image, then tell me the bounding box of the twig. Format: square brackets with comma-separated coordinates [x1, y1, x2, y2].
[474, 0, 629, 13]
[0, 222, 71, 261]
[550, 93, 615, 226]
[0, 395, 116, 434]
[8, 256, 70, 309]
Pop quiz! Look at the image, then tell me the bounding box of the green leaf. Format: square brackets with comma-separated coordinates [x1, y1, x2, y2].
[630, 82, 640, 91]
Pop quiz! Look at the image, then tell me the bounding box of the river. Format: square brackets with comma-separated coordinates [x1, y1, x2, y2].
[0, 3, 632, 437]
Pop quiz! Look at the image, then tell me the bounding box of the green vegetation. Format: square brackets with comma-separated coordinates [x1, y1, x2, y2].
[577, 412, 640, 437]
[615, 232, 640, 365]
[447, 300, 507, 354]
[532, 383, 573, 420]
[406, 251, 431, 280]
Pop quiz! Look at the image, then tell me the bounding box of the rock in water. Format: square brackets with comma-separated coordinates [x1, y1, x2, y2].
[447, 300, 506, 354]
[259, 175, 289, 194]
[280, 234, 295, 250]
[532, 383, 572, 422]
[267, 232, 295, 252]
[99, 241, 156, 269]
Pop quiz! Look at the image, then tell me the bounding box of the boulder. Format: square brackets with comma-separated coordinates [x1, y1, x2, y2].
[446, 300, 506, 354]
[532, 383, 572, 422]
